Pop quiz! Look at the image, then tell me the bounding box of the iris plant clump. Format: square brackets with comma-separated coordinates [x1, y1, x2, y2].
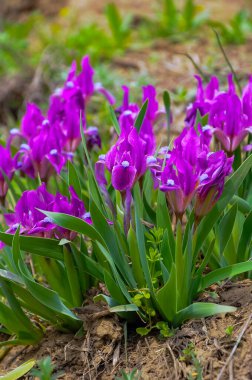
[0, 56, 251, 345]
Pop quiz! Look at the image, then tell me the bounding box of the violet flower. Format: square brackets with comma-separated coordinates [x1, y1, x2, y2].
[95, 126, 148, 233]
[194, 151, 233, 218]
[209, 91, 252, 153]
[21, 103, 45, 140]
[104, 127, 146, 191]
[47, 56, 114, 153]
[117, 84, 162, 156]
[64, 56, 115, 105]
[185, 75, 219, 128]
[48, 88, 85, 153]
[84, 126, 102, 151]
[156, 128, 233, 220]
[15, 122, 69, 182]
[0, 146, 15, 203]
[4, 184, 91, 241]
[187, 74, 252, 153]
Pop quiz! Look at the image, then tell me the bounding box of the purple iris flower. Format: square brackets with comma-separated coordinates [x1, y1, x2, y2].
[116, 84, 163, 156]
[116, 85, 139, 116]
[194, 151, 233, 218]
[155, 128, 233, 219]
[21, 103, 45, 140]
[48, 87, 85, 152]
[0, 146, 15, 202]
[64, 56, 115, 105]
[160, 155, 198, 218]
[104, 127, 146, 191]
[187, 74, 252, 153]
[84, 126, 101, 151]
[15, 122, 69, 182]
[4, 184, 91, 240]
[185, 75, 219, 128]
[209, 90, 252, 153]
[96, 84, 165, 194]
[47, 56, 114, 153]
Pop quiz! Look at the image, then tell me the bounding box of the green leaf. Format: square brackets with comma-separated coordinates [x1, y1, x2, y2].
[136, 327, 151, 336]
[0, 233, 63, 261]
[17, 260, 81, 330]
[104, 270, 127, 305]
[156, 264, 177, 322]
[174, 303, 236, 326]
[109, 304, 139, 313]
[96, 242, 132, 303]
[194, 154, 252, 257]
[237, 210, 252, 262]
[157, 191, 175, 253]
[0, 359, 36, 380]
[90, 199, 136, 287]
[38, 211, 103, 243]
[133, 185, 153, 293]
[199, 260, 252, 291]
[219, 203, 237, 256]
[68, 160, 82, 199]
[163, 90, 171, 144]
[134, 99, 148, 132]
[74, 245, 104, 281]
[0, 280, 41, 339]
[195, 238, 215, 278]
[63, 246, 83, 307]
[108, 105, 120, 135]
[175, 222, 184, 310]
[160, 229, 173, 274]
[127, 227, 145, 288]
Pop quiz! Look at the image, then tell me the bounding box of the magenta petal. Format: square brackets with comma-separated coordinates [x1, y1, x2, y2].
[231, 130, 249, 151]
[95, 160, 107, 186]
[214, 128, 231, 151]
[94, 83, 115, 105]
[244, 144, 252, 152]
[112, 165, 137, 191]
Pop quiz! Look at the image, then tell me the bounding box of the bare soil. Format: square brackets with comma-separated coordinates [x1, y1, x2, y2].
[0, 280, 251, 379]
[0, 0, 67, 21]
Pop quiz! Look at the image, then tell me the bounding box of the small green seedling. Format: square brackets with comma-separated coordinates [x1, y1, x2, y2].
[115, 368, 141, 380]
[225, 325, 234, 337]
[30, 356, 64, 380]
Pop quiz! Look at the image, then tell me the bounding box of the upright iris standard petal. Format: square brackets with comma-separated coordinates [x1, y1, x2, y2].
[188, 73, 252, 153]
[185, 75, 219, 128]
[21, 103, 44, 140]
[0, 146, 15, 200]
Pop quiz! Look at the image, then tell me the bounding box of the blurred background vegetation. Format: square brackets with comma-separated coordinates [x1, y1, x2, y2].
[1, 0, 252, 126]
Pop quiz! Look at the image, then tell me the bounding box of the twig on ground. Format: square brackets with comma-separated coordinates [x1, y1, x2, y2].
[166, 342, 179, 380]
[217, 313, 252, 380]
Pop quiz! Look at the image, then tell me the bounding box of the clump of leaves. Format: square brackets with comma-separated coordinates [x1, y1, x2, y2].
[152, 0, 209, 41]
[210, 10, 252, 45]
[105, 3, 132, 49]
